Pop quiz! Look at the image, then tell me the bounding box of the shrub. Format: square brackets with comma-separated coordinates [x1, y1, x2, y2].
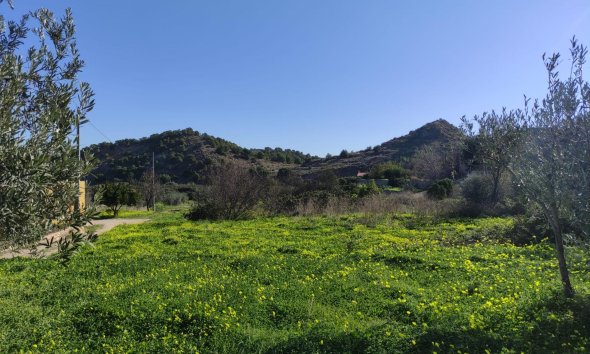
[185, 163, 269, 220]
[461, 173, 493, 205]
[159, 174, 172, 184]
[160, 191, 188, 206]
[357, 180, 380, 198]
[427, 179, 453, 200]
[369, 162, 410, 188]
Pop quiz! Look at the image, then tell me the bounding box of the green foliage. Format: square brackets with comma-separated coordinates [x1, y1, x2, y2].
[461, 173, 493, 205]
[0, 213, 588, 352]
[97, 183, 139, 217]
[315, 169, 339, 191]
[369, 162, 410, 187]
[159, 174, 172, 183]
[463, 38, 590, 297]
[87, 130, 317, 184]
[339, 149, 350, 158]
[460, 109, 521, 203]
[39, 221, 98, 266]
[159, 190, 188, 206]
[357, 180, 380, 198]
[0, 5, 95, 248]
[96, 208, 156, 220]
[427, 179, 453, 200]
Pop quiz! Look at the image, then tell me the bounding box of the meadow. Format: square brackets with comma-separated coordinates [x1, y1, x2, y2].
[0, 211, 589, 353]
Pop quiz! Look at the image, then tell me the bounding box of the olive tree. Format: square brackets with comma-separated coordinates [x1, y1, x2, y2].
[465, 38, 589, 297]
[98, 183, 139, 218]
[0, 3, 96, 251]
[460, 109, 521, 203]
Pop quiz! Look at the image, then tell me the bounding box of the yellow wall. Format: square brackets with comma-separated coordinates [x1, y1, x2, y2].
[79, 180, 86, 210]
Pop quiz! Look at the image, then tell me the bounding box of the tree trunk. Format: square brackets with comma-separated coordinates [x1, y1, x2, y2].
[545, 205, 575, 298]
[491, 169, 501, 204]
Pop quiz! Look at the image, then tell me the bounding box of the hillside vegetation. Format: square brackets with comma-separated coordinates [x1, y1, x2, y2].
[297, 119, 464, 177]
[1, 212, 588, 353]
[85, 119, 463, 184]
[86, 129, 317, 184]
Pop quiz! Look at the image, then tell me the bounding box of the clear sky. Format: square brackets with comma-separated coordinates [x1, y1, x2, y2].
[5, 1, 590, 156]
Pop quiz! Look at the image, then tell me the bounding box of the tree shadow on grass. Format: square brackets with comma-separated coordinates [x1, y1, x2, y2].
[413, 292, 590, 353]
[522, 291, 590, 352]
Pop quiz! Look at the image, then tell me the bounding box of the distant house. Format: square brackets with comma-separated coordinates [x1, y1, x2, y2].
[356, 171, 368, 178]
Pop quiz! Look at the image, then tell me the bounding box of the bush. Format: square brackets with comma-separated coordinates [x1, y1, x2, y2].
[427, 179, 453, 200]
[369, 162, 410, 188]
[357, 180, 380, 198]
[185, 163, 269, 220]
[159, 174, 172, 184]
[160, 191, 188, 206]
[461, 173, 493, 205]
[175, 183, 201, 201]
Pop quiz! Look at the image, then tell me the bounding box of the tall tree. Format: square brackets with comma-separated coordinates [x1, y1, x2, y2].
[513, 39, 589, 297]
[467, 38, 590, 297]
[138, 169, 161, 211]
[461, 109, 521, 203]
[0, 3, 96, 249]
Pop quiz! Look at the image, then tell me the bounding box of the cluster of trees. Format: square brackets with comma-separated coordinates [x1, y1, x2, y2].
[88, 129, 317, 184]
[251, 147, 315, 164]
[92, 168, 196, 216]
[185, 162, 391, 222]
[368, 162, 410, 187]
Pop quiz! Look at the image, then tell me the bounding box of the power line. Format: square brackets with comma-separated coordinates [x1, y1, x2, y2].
[87, 120, 112, 143]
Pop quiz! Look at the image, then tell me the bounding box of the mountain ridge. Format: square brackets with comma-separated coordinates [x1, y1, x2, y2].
[86, 119, 463, 183]
[296, 119, 464, 176]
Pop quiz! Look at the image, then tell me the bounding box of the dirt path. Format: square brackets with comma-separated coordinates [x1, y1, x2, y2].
[0, 218, 149, 259]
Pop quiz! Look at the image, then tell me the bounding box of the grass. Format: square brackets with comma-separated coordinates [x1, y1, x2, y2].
[95, 204, 189, 219]
[1, 212, 589, 353]
[96, 208, 155, 219]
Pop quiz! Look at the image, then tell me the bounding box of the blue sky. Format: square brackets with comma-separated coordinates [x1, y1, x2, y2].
[5, 1, 590, 156]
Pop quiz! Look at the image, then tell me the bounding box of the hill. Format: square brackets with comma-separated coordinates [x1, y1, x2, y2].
[86, 119, 463, 183]
[297, 119, 464, 177]
[85, 128, 317, 183]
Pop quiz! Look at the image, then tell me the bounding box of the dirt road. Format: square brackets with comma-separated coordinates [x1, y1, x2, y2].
[0, 218, 148, 259]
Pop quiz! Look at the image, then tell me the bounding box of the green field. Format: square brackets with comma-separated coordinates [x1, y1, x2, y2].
[1, 212, 589, 353]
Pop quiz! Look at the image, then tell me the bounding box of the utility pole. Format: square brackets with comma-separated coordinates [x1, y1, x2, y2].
[75, 115, 81, 211]
[152, 151, 156, 212]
